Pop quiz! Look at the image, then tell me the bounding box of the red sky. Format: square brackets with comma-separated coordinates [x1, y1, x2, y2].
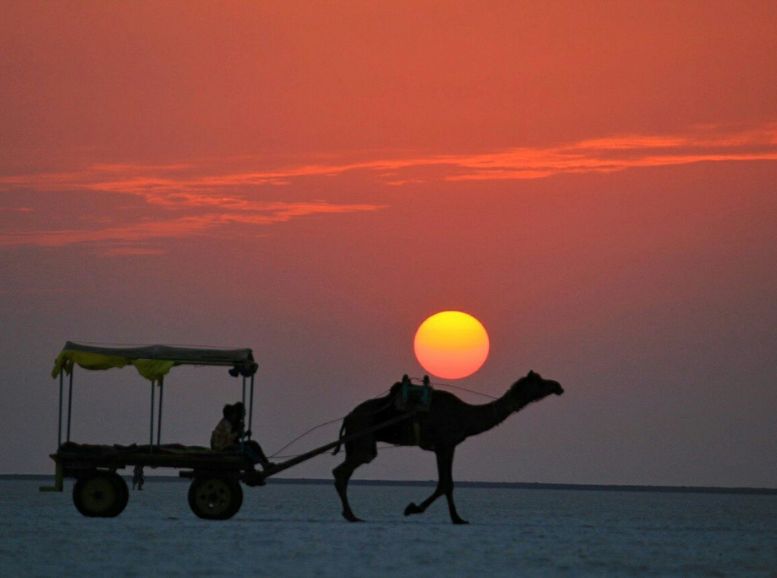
[1, 1, 776, 487]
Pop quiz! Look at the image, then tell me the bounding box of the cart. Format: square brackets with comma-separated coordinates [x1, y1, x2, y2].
[42, 341, 413, 520]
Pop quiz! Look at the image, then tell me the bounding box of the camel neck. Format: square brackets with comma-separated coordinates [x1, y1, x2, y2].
[462, 392, 526, 438]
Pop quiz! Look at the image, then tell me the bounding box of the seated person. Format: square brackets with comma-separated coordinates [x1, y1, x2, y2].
[211, 402, 274, 470]
[211, 403, 240, 450]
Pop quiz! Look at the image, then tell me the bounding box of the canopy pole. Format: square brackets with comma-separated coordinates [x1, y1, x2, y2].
[248, 374, 255, 437]
[66, 369, 74, 442]
[241, 376, 246, 408]
[156, 376, 164, 446]
[57, 372, 63, 448]
[149, 380, 155, 447]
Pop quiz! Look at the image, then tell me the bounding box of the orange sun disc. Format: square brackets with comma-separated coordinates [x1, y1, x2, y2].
[413, 311, 490, 380]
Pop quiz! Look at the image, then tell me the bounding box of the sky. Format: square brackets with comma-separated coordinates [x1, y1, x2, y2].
[1, 1, 776, 487]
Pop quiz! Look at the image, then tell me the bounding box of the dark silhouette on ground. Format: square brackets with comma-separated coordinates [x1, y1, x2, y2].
[332, 370, 564, 524]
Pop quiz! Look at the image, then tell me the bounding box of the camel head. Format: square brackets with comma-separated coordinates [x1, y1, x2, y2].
[509, 370, 564, 406]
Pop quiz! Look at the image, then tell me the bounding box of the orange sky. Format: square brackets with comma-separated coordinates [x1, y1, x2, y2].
[1, 1, 776, 487]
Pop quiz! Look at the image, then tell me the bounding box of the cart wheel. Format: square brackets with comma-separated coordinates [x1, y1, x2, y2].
[73, 471, 129, 518]
[188, 476, 243, 520]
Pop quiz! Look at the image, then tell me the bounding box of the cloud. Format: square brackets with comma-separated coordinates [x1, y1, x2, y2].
[1, 122, 775, 250]
[2, 122, 776, 195]
[100, 246, 167, 257]
[441, 125, 777, 181]
[0, 206, 33, 213]
[0, 201, 384, 248]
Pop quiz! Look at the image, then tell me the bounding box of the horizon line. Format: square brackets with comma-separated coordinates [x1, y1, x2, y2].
[5, 474, 775, 495]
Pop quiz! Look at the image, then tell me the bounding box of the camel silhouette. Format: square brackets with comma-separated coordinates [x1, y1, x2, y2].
[332, 370, 564, 524]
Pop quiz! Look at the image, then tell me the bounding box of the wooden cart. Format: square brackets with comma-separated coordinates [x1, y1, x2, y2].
[42, 341, 412, 520]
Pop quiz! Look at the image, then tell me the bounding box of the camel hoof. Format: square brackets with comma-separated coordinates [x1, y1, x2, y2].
[404, 503, 422, 516]
[342, 511, 364, 523]
[452, 518, 469, 525]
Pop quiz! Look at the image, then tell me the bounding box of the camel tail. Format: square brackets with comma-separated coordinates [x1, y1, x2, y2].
[331, 420, 347, 455]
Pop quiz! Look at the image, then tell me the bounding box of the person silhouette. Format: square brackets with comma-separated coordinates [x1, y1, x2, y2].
[132, 464, 144, 490]
[211, 402, 273, 470]
[231, 402, 274, 470]
[211, 403, 240, 450]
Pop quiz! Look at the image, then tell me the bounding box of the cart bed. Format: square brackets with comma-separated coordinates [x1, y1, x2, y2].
[54, 441, 252, 473]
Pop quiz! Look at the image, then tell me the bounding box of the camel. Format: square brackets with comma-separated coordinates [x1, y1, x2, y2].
[332, 370, 563, 524]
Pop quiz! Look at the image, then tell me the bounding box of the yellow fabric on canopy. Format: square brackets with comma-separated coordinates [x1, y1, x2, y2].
[51, 341, 257, 382]
[52, 350, 128, 377]
[131, 359, 176, 381]
[51, 350, 175, 382]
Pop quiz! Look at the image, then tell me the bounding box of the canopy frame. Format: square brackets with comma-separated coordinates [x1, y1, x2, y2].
[52, 342, 259, 452]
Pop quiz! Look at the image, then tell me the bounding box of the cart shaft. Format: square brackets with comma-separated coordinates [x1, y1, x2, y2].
[265, 410, 417, 478]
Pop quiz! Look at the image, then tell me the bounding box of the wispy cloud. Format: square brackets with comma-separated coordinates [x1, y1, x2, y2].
[1, 123, 775, 251]
[0, 201, 384, 249]
[2, 122, 775, 195]
[440, 125, 777, 181]
[100, 246, 167, 257]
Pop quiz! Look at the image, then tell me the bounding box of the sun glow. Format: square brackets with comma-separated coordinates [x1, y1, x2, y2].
[413, 311, 490, 380]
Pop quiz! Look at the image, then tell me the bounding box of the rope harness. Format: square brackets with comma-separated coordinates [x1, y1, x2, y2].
[269, 380, 497, 459]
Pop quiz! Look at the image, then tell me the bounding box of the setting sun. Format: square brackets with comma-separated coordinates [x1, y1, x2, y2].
[414, 311, 490, 380]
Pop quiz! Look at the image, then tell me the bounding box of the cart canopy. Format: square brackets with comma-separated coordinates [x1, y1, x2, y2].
[52, 341, 258, 382]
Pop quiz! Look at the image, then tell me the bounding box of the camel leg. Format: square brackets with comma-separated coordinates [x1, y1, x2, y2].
[440, 448, 468, 524]
[333, 459, 361, 522]
[403, 481, 444, 517]
[333, 443, 375, 523]
[404, 450, 446, 517]
[404, 446, 467, 524]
